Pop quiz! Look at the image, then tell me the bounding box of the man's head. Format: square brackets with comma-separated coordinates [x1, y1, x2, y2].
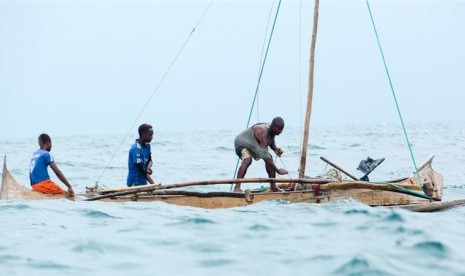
[38, 133, 52, 151]
[138, 123, 154, 144]
[270, 117, 285, 135]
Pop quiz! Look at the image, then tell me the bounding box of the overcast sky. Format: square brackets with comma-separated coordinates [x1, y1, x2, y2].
[1, 0, 464, 139]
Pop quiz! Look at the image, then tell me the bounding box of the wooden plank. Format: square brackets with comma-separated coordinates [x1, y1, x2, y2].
[319, 156, 359, 180]
[393, 199, 465, 212]
[98, 178, 332, 194]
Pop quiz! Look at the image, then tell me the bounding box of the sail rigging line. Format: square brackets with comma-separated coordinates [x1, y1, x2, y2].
[277, 156, 294, 180]
[230, 0, 283, 190]
[256, 0, 277, 123]
[365, 0, 425, 192]
[94, 0, 215, 186]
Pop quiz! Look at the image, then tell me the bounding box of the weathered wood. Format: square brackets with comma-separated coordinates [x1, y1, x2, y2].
[98, 178, 332, 194]
[319, 156, 359, 180]
[89, 179, 435, 202]
[393, 199, 465, 212]
[320, 182, 421, 191]
[1, 156, 67, 200]
[98, 189, 436, 209]
[299, 0, 319, 178]
[147, 190, 247, 198]
[87, 178, 333, 201]
[321, 181, 440, 201]
[2, 156, 449, 211]
[102, 190, 321, 208]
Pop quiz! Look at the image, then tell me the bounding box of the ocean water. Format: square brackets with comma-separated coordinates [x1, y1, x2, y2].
[1, 122, 465, 275]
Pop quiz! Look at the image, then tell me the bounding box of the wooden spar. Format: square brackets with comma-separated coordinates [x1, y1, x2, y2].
[87, 190, 249, 201]
[391, 199, 465, 212]
[319, 156, 359, 180]
[87, 177, 435, 202]
[98, 178, 332, 194]
[321, 182, 441, 201]
[299, 0, 319, 178]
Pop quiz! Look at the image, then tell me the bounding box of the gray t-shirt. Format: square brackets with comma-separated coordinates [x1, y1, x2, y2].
[234, 125, 272, 160]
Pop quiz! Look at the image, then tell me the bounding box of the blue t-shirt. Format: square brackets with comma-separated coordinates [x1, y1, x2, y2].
[127, 140, 152, 186]
[30, 149, 53, 185]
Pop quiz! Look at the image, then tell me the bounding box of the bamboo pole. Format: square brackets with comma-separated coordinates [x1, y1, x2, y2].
[299, 0, 319, 178]
[319, 156, 359, 180]
[320, 182, 421, 191]
[95, 177, 332, 195]
[86, 181, 434, 202]
[86, 190, 249, 201]
[85, 177, 437, 202]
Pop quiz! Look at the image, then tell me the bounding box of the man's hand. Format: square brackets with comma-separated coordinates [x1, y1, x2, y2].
[274, 148, 283, 157]
[147, 167, 153, 175]
[67, 186, 75, 197]
[277, 168, 288, 175]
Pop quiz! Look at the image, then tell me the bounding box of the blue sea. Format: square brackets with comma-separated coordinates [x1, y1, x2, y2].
[1, 123, 465, 275]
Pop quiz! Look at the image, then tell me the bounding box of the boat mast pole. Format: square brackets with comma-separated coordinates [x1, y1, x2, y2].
[299, 0, 319, 178]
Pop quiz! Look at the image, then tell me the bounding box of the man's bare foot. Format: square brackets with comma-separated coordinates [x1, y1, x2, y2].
[270, 186, 283, 193]
[233, 188, 244, 193]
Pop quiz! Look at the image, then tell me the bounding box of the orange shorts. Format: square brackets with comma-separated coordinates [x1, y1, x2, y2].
[32, 179, 65, 195]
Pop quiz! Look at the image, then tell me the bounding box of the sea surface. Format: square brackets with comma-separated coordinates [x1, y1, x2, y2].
[1, 123, 465, 275]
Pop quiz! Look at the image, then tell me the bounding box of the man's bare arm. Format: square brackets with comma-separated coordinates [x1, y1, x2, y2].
[263, 158, 288, 175]
[50, 162, 75, 196]
[252, 125, 269, 147]
[50, 162, 71, 188]
[146, 174, 155, 184]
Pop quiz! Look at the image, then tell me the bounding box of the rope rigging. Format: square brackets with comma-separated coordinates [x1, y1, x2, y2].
[365, 0, 425, 193]
[231, 0, 283, 189]
[95, 0, 215, 186]
[255, 0, 277, 123]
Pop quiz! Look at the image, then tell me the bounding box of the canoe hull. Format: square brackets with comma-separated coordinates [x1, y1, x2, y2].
[1, 156, 447, 210]
[96, 188, 433, 208]
[1, 158, 66, 200]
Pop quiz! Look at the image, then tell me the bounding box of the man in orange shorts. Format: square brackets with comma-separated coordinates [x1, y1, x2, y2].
[29, 133, 74, 197]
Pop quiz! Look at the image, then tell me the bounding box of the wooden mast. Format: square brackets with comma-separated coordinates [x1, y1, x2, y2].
[299, 0, 320, 178]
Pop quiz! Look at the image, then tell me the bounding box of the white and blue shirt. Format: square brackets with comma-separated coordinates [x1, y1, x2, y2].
[29, 149, 53, 185]
[127, 139, 152, 186]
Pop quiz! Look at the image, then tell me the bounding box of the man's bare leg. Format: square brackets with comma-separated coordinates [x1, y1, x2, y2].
[234, 158, 252, 192]
[265, 162, 280, 192]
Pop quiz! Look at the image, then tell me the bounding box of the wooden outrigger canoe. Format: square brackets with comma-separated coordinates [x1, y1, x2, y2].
[2, 2, 465, 212]
[4, 155, 465, 212]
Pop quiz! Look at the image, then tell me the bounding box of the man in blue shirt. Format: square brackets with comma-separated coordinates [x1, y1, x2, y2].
[29, 133, 75, 197]
[127, 123, 155, 186]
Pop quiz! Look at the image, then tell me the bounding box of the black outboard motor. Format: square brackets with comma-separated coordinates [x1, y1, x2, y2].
[357, 157, 385, 181]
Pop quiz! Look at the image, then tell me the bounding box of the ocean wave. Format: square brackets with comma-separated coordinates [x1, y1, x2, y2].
[81, 209, 122, 219]
[170, 217, 217, 225]
[214, 146, 233, 151]
[0, 202, 32, 210]
[199, 258, 236, 267]
[333, 256, 386, 275]
[412, 241, 450, 258]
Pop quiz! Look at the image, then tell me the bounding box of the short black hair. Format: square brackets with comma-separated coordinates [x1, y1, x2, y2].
[271, 117, 284, 126]
[138, 124, 153, 136]
[38, 133, 51, 144]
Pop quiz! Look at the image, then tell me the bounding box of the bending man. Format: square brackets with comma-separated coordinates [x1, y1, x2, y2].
[234, 117, 288, 192]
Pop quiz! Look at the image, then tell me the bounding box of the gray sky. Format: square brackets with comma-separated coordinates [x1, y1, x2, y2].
[1, 0, 464, 139]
